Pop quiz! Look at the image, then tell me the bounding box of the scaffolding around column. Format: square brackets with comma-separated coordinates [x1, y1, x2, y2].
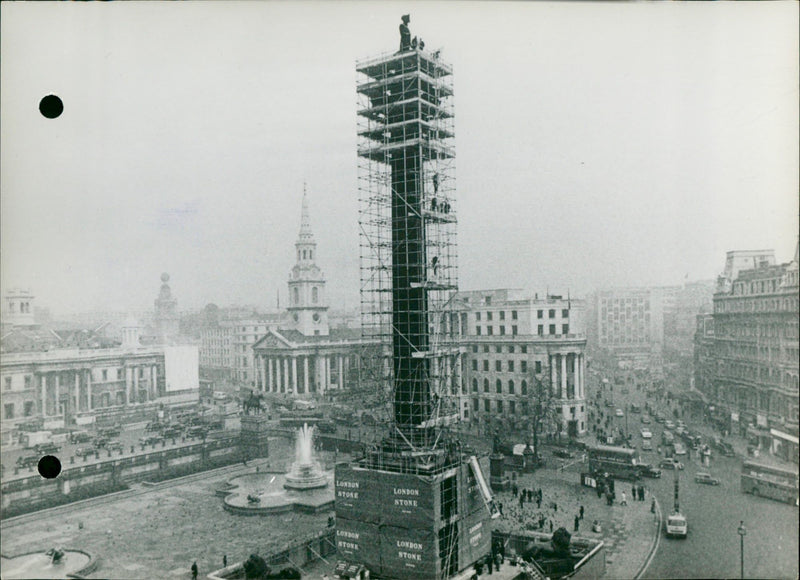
[357, 48, 461, 453]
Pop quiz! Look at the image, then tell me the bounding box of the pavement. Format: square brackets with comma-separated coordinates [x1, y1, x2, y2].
[491, 462, 660, 579]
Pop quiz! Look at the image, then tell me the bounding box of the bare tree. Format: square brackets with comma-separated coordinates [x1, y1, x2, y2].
[526, 362, 561, 458]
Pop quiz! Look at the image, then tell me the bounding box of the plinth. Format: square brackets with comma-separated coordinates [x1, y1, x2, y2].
[240, 414, 270, 460]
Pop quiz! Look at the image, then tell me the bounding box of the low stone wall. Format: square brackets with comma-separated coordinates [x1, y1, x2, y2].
[1, 436, 242, 519]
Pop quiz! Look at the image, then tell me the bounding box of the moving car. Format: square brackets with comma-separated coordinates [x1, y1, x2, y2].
[615, 409, 624, 417]
[605, 400, 616, 408]
[673, 443, 687, 456]
[641, 439, 653, 451]
[105, 441, 124, 453]
[659, 458, 685, 470]
[553, 449, 574, 459]
[694, 472, 721, 486]
[641, 415, 652, 424]
[16, 455, 41, 468]
[68, 430, 93, 444]
[75, 446, 96, 457]
[638, 463, 662, 478]
[665, 420, 675, 429]
[655, 414, 666, 424]
[640, 429, 652, 439]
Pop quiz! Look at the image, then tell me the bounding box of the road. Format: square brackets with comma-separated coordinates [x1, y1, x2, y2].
[587, 370, 799, 579]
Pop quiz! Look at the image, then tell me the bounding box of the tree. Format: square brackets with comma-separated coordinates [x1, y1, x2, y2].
[525, 362, 561, 459]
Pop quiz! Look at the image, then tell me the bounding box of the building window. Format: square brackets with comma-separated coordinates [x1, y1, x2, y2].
[483, 379, 489, 393]
[484, 399, 491, 413]
[4, 404, 13, 420]
[497, 400, 504, 413]
[549, 324, 556, 335]
[537, 310, 543, 319]
[487, 327, 493, 335]
[508, 360, 515, 372]
[102, 370, 108, 381]
[549, 309, 555, 318]
[495, 360, 502, 372]
[293, 287, 300, 304]
[472, 345, 478, 353]
[24, 401, 34, 417]
[485, 296, 492, 306]
[508, 345, 515, 354]
[484, 345, 490, 353]
[476, 327, 481, 335]
[521, 361, 527, 373]
[499, 326, 506, 335]
[562, 324, 569, 335]
[476, 312, 481, 321]
[509, 401, 516, 414]
[512, 325, 518, 335]
[117, 369, 123, 380]
[499, 311, 505, 321]
[473, 398, 479, 411]
[562, 309, 569, 318]
[487, 312, 493, 321]
[521, 380, 528, 395]
[472, 360, 478, 371]
[472, 378, 478, 392]
[312, 287, 319, 304]
[512, 310, 518, 320]
[496, 379, 502, 394]
[483, 360, 489, 371]
[521, 345, 528, 354]
[496, 346, 502, 353]
[538, 325, 544, 336]
[3, 377, 10, 390]
[508, 380, 515, 394]
[535, 361, 542, 374]
[522, 400, 529, 414]
[24, 375, 31, 389]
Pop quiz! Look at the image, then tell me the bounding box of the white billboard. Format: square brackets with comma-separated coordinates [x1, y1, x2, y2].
[164, 346, 199, 393]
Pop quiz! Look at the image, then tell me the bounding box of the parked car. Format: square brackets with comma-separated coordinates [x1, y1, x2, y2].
[93, 436, 110, 448]
[16, 455, 40, 469]
[99, 425, 122, 438]
[605, 400, 615, 408]
[615, 409, 624, 417]
[140, 435, 164, 446]
[654, 414, 666, 424]
[68, 430, 93, 444]
[105, 440, 124, 453]
[694, 472, 721, 486]
[34, 442, 61, 455]
[675, 426, 686, 436]
[713, 438, 736, 457]
[145, 421, 162, 432]
[673, 443, 687, 456]
[659, 458, 685, 470]
[75, 445, 96, 457]
[187, 425, 209, 438]
[641, 415, 652, 424]
[638, 463, 662, 478]
[665, 420, 675, 429]
[641, 439, 653, 451]
[553, 449, 574, 459]
[162, 426, 183, 438]
[640, 429, 652, 439]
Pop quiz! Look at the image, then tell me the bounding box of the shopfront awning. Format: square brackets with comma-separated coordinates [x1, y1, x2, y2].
[770, 428, 799, 445]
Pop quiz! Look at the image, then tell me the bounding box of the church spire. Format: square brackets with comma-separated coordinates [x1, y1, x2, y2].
[298, 181, 314, 244]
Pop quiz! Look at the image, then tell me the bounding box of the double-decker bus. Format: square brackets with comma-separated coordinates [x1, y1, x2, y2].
[587, 444, 641, 481]
[741, 461, 799, 505]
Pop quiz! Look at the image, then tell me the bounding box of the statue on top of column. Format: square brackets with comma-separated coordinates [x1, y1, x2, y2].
[399, 14, 411, 52]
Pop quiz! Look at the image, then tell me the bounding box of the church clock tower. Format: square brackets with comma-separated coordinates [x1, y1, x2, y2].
[287, 185, 329, 336]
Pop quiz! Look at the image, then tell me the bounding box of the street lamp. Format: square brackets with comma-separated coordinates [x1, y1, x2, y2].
[737, 521, 746, 579]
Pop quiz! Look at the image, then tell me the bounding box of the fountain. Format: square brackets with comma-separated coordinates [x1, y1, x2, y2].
[221, 423, 333, 515]
[284, 423, 328, 490]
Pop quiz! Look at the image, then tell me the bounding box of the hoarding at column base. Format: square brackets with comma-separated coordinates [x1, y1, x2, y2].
[379, 524, 438, 579]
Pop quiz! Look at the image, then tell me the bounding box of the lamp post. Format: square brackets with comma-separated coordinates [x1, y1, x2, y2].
[737, 520, 746, 579]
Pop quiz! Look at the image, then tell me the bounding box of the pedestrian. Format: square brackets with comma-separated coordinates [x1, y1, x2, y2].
[487, 553, 493, 574]
[553, 502, 558, 512]
[651, 498, 656, 513]
[498, 502, 504, 516]
[536, 496, 542, 509]
[579, 505, 584, 520]
[632, 484, 636, 498]
[223, 554, 227, 567]
[549, 520, 554, 533]
[191, 561, 198, 580]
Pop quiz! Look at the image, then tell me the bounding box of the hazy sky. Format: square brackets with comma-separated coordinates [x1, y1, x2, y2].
[2, 2, 797, 316]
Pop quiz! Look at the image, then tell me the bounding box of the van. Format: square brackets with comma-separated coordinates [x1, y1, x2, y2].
[666, 513, 688, 538]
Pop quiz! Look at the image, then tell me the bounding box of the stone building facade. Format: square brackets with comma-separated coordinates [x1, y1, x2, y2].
[458, 289, 588, 437]
[694, 247, 799, 460]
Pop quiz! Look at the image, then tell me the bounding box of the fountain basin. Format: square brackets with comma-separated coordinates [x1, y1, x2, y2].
[222, 471, 334, 516]
[0, 550, 93, 579]
[284, 463, 328, 490]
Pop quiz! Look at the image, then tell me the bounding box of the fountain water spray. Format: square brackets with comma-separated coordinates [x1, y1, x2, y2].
[284, 423, 328, 490]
